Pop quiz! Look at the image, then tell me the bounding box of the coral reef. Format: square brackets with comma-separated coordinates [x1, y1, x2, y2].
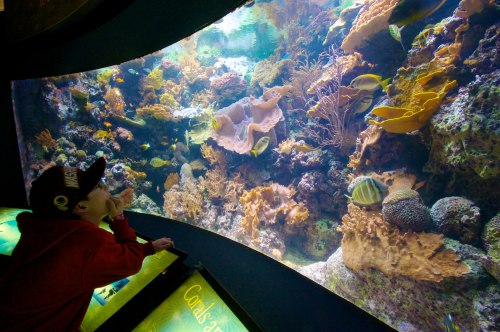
[103, 88, 126, 116]
[210, 71, 247, 107]
[382, 188, 432, 232]
[338, 203, 469, 282]
[239, 183, 309, 246]
[430, 196, 482, 245]
[427, 71, 500, 180]
[340, 0, 399, 54]
[299, 246, 499, 332]
[301, 218, 341, 260]
[481, 214, 499, 281]
[35, 129, 59, 151]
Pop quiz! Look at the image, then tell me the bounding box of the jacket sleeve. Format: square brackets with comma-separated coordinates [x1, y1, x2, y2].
[81, 217, 155, 289]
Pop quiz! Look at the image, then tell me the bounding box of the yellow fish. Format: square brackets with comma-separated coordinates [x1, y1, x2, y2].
[350, 74, 391, 92]
[140, 143, 150, 151]
[249, 136, 270, 157]
[388, 0, 447, 28]
[149, 157, 171, 168]
[211, 116, 220, 131]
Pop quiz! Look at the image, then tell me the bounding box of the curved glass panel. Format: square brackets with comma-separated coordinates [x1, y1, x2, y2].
[11, 1, 499, 331]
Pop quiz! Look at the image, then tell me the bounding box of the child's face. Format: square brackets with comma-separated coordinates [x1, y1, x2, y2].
[83, 181, 111, 219]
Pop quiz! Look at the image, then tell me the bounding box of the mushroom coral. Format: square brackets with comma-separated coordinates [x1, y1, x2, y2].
[338, 203, 470, 282]
[239, 183, 309, 243]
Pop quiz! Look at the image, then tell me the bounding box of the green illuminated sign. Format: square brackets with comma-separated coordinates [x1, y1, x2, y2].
[133, 271, 249, 332]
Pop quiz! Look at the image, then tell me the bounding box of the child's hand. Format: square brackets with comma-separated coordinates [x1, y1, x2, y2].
[152, 237, 174, 253]
[106, 196, 124, 219]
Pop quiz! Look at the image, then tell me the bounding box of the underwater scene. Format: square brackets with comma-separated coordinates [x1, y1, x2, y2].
[11, 0, 499, 330]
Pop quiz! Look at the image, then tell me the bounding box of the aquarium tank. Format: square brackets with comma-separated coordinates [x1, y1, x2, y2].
[10, 0, 499, 331]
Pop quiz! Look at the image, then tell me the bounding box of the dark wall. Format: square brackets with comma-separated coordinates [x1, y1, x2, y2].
[128, 212, 393, 331]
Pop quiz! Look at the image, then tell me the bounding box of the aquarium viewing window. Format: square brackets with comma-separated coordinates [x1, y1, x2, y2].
[10, 0, 500, 331]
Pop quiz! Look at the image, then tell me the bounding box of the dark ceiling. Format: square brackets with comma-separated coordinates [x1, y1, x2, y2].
[2, 0, 248, 80]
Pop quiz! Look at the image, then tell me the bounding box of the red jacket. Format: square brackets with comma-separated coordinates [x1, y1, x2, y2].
[0, 212, 154, 331]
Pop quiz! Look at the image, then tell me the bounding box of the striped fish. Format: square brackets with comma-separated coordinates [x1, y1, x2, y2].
[348, 178, 388, 206]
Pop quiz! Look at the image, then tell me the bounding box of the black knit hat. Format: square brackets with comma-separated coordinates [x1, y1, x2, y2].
[29, 157, 106, 218]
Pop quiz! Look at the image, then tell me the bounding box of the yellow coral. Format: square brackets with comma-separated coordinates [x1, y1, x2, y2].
[338, 204, 470, 282]
[144, 68, 165, 90]
[164, 173, 180, 190]
[341, 0, 399, 53]
[136, 104, 179, 122]
[368, 76, 457, 133]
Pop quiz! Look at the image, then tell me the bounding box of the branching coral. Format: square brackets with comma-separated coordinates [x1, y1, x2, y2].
[35, 129, 59, 150]
[163, 177, 204, 221]
[338, 203, 470, 282]
[239, 183, 309, 243]
[301, 59, 361, 151]
[200, 143, 226, 169]
[199, 168, 227, 199]
[222, 174, 245, 212]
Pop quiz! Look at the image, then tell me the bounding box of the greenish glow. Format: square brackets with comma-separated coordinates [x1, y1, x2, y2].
[133, 271, 249, 332]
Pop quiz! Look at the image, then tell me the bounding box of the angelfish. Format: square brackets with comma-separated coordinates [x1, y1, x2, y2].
[249, 136, 270, 157]
[388, 0, 447, 28]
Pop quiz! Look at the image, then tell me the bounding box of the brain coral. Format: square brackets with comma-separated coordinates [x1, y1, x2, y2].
[430, 196, 481, 245]
[382, 189, 432, 232]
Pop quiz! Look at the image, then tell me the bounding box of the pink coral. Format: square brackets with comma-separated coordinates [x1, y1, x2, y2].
[210, 72, 247, 106]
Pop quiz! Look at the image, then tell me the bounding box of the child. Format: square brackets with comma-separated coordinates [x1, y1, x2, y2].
[0, 157, 174, 331]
